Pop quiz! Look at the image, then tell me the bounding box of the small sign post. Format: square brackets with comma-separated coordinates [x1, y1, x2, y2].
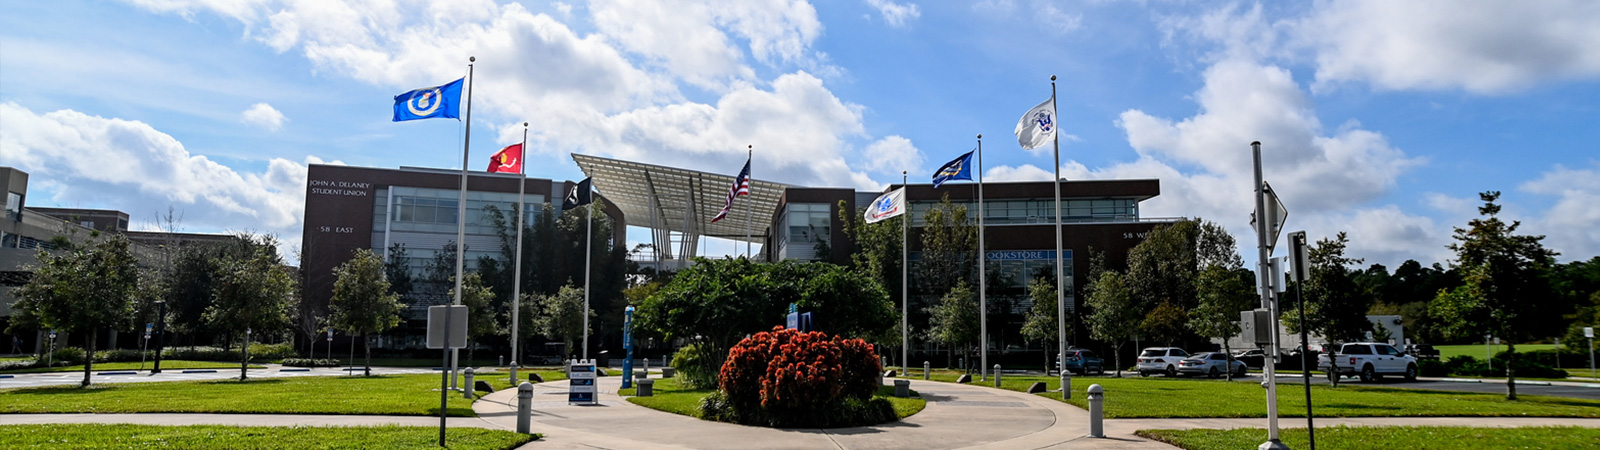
[622, 307, 634, 390]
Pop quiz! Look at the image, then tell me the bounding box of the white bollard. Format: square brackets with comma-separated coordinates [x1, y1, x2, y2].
[463, 368, 476, 399]
[994, 364, 1003, 387]
[516, 382, 534, 434]
[1087, 384, 1105, 438]
[924, 361, 931, 380]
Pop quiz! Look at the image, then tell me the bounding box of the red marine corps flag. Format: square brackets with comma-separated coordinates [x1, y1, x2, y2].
[487, 143, 522, 173]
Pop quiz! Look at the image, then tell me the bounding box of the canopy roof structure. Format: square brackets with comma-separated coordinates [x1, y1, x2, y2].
[572, 153, 791, 267]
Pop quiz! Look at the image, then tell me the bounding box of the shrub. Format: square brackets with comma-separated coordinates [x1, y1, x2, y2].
[1417, 359, 1449, 377]
[711, 326, 889, 428]
[53, 347, 88, 364]
[670, 343, 719, 389]
[835, 337, 881, 400]
[281, 358, 342, 367]
[1443, 354, 1567, 378]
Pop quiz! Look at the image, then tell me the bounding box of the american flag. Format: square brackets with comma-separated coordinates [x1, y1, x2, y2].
[711, 158, 751, 223]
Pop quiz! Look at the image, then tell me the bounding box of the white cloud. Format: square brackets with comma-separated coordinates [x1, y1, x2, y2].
[0, 102, 315, 256]
[864, 0, 920, 28]
[861, 135, 922, 174]
[240, 102, 287, 131]
[1520, 161, 1600, 259]
[1292, 0, 1600, 94]
[130, 0, 882, 192]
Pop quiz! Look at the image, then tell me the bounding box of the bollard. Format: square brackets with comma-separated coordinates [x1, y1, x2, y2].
[463, 368, 476, 399]
[516, 382, 534, 434]
[894, 379, 910, 398]
[994, 364, 1002, 387]
[924, 361, 931, 380]
[638, 378, 654, 397]
[499, 355, 504, 366]
[643, 358, 650, 377]
[1087, 384, 1105, 438]
[1062, 372, 1072, 400]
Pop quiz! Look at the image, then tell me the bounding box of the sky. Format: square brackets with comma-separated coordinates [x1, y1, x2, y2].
[3, 0, 1598, 269]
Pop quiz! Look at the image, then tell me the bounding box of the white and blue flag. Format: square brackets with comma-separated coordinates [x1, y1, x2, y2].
[864, 187, 906, 224]
[392, 78, 464, 122]
[1014, 97, 1056, 150]
[931, 150, 974, 189]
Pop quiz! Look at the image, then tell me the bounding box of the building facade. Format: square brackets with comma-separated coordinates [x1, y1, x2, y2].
[299, 164, 625, 349]
[765, 179, 1179, 345]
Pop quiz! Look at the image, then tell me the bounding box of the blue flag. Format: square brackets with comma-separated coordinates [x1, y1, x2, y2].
[392, 78, 464, 122]
[932, 150, 974, 189]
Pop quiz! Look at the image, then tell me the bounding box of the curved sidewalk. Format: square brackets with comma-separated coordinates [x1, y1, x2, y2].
[469, 375, 1172, 449]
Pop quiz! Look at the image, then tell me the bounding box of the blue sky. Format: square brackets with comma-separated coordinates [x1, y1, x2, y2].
[3, 0, 1597, 268]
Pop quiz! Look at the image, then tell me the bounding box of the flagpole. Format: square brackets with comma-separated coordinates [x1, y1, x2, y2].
[1050, 74, 1069, 396]
[583, 194, 593, 361]
[744, 145, 753, 258]
[901, 171, 909, 375]
[441, 54, 475, 448]
[510, 122, 527, 384]
[977, 134, 988, 382]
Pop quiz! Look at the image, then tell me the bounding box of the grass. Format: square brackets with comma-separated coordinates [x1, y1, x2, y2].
[0, 373, 481, 416]
[910, 372, 1600, 419]
[1434, 344, 1559, 361]
[349, 357, 514, 368]
[1137, 425, 1600, 450]
[0, 424, 535, 450]
[0, 360, 263, 374]
[619, 378, 927, 422]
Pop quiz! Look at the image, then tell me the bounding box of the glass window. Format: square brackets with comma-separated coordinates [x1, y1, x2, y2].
[4, 192, 21, 221]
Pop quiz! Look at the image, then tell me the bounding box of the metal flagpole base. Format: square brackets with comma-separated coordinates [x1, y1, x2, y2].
[1259, 439, 1291, 450]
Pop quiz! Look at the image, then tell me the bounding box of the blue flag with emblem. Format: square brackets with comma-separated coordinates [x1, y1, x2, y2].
[931, 150, 974, 189]
[392, 78, 464, 121]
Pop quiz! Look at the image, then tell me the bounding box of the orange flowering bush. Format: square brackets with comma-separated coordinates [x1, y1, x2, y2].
[716, 326, 882, 419]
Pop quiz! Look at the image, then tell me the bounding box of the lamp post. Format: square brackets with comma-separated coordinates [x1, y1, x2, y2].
[152, 301, 166, 374]
[47, 330, 57, 368]
[325, 329, 334, 366]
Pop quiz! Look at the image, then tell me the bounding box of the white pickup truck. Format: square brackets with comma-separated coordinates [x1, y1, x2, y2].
[1317, 342, 1418, 382]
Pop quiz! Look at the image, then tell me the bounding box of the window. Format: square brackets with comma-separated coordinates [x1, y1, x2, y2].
[1378, 345, 1400, 356]
[1081, 351, 1096, 359]
[1211, 353, 1227, 360]
[81, 221, 95, 228]
[4, 192, 20, 221]
[1343, 345, 1372, 355]
[1169, 349, 1188, 357]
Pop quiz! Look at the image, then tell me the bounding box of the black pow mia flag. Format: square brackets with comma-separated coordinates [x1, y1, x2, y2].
[562, 177, 593, 211]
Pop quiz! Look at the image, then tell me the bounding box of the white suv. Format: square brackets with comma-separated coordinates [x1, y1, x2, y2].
[1136, 347, 1189, 377]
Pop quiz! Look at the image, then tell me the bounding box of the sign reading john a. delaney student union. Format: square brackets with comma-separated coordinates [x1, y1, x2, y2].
[308, 180, 373, 197]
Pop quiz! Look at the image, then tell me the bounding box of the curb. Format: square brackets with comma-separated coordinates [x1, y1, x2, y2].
[279, 368, 311, 372]
[97, 371, 138, 375]
[182, 370, 218, 374]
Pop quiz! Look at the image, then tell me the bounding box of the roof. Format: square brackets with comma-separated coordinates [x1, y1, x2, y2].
[572, 154, 791, 242]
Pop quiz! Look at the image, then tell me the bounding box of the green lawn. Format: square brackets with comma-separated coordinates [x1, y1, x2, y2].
[0, 360, 263, 374]
[1434, 344, 1559, 361]
[0, 424, 535, 450]
[349, 357, 514, 368]
[1138, 425, 1600, 450]
[619, 378, 927, 421]
[908, 372, 1600, 418]
[0, 373, 480, 416]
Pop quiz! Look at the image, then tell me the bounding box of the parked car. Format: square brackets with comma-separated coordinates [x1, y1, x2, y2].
[1233, 349, 1266, 368]
[1317, 342, 1418, 382]
[1055, 349, 1105, 375]
[1136, 347, 1190, 377]
[1178, 352, 1248, 378]
[1403, 344, 1440, 360]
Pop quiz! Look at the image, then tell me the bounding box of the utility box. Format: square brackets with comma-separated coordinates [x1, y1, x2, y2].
[1240, 309, 1273, 346]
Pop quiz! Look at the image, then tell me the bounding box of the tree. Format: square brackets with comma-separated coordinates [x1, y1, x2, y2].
[772, 262, 896, 341]
[1019, 274, 1058, 369]
[926, 281, 979, 369]
[329, 248, 403, 376]
[1126, 220, 1201, 346]
[1187, 220, 1251, 379]
[1431, 191, 1559, 400]
[837, 199, 906, 329]
[633, 257, 786, 376]
[10, 235, 139, 387]
[1282, 232, 1374, 344]
[457, 272, 499, 362]
[205, 235, 296, 381]
[917, 194, 977, 302]
[1189, 266, 1256, 380]
[532, 284, 589, 359]
[1084, 271, 1139, 376]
